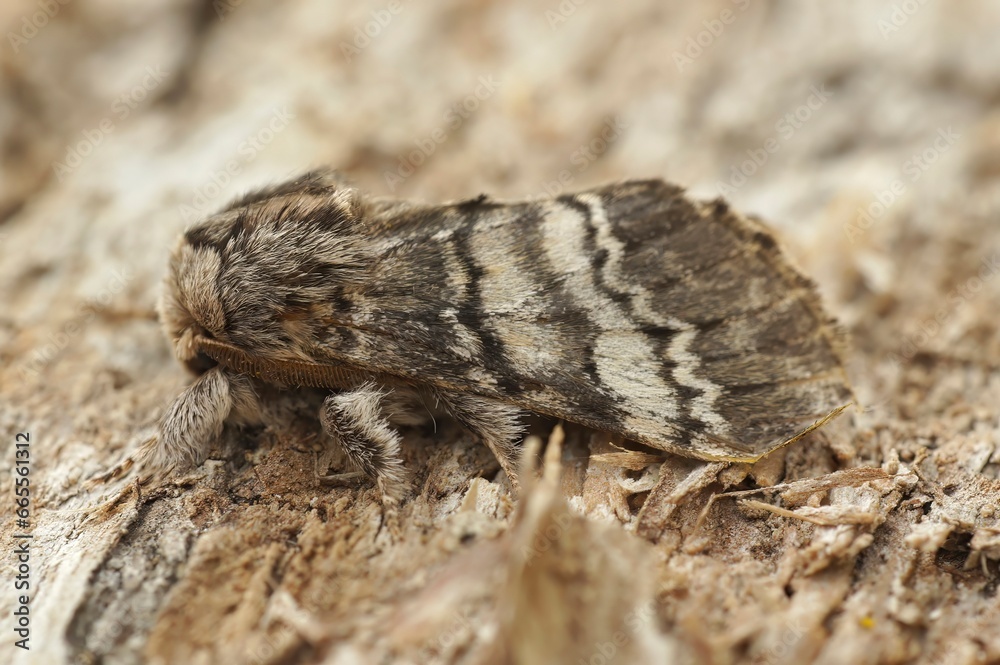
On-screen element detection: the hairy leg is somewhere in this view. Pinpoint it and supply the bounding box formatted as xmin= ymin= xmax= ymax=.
xmin=133 ymin=367 xmax=256 ymax=474
xmin=431 ymin=389 xmax=524 ymax=491
xmin=319 ymin=382 xmax=408 ymax=502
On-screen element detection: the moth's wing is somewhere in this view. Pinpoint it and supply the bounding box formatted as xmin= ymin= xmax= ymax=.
xmin=579 ymin=181 xmax=854 ymax=460
xmin=317 ymin=180 xmax=852 ymax=462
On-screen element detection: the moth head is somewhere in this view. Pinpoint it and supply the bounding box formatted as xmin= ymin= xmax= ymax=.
xmin=159 ymin=237 xmax=228 ymax=375
xmin=160 ymin=173 xmax=372 ymax=376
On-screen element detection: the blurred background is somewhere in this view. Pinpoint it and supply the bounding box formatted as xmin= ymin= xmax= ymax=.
xmin=1 ymin=1 xmax=999 ymax=664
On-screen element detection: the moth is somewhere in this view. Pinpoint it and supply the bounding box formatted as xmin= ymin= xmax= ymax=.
xmin=130 ymin=169 xmax=852 ymax=501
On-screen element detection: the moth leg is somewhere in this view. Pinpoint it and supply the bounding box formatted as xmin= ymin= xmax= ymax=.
xmin=312 ymin=462 xmax=364 ymax=485
xmin=319 ymin=382 xmax=408 ymax=503
xmin=131 ymin=367 xmax=255 ymax=476
xmin=86 ymin=368 xmax=260 ymax=505
xmin=432 ymin=390 xmax=524 ymax=492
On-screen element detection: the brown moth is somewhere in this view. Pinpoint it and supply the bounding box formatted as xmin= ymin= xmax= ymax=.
xmin=130 ymin=169 xmax=852 ymax=500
